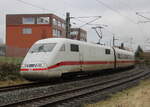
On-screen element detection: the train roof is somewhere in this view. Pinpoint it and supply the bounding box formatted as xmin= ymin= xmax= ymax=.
xmin=114 ymin=47 xmax=134 ymax=55
xmin=35 ymin=38 xmax=112 ymax=48
xmin=35 ymin=38 xmax=134 ymax=54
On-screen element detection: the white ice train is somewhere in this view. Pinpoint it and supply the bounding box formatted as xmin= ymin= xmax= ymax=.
xmin=20 ymin=38 xmax=135 ymax=81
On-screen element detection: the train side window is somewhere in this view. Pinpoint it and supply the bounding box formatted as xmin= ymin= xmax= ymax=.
xmin=59 ymin=44 xmax=65 ymax=51
xmin=70 ymin=44 xmax=79 ymax=52
xmin=105 ymin=49 xmax=110 ymax=54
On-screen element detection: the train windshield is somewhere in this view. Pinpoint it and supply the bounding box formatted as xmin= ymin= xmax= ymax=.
xmin=29 ymin=43 xmax=56 ymax=53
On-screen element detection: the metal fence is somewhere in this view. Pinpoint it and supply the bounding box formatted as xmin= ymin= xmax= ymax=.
xmin=6 ymin=46 xmax=29 ymax=57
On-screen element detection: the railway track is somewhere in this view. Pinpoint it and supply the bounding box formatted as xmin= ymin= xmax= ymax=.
xmin=0 ymin=77 xmax=76 ymax=93
xmin=0 ymin=67 xmax=133 ymax=93
xmin=0 ymin=82 xmax=52 ymax=93
xmin=1 ymin=67 xmax=149 ymax=107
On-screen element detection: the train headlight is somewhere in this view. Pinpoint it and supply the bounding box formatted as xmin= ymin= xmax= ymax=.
xmin=21 ymin=64 xmax=27 ymax=68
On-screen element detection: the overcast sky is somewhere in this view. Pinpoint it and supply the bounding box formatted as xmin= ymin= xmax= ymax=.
xmin=0 ymin=0 xmax=150 ymax=50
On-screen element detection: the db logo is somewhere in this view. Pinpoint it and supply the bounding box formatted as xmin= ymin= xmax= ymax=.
xmin=29 ymin=69 xmax=33 ymax=71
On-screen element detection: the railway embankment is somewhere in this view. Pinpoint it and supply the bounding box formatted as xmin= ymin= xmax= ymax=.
xmin=85 ymin=78 xmax=150 ymax=107
xmin=0 ymin=67 xmax=149 ymax=107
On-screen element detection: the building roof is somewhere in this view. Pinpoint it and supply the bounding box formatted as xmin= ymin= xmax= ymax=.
xmin=6 ymin=13 xmax=65 ymax=25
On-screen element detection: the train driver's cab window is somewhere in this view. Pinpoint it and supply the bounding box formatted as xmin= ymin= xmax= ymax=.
xmin=59 ymin=44 xmax=65 ymax=51
xmin=105 ymin=49 xmax=111 ymax=54
xmin=29 ymin=43 xmax=56 ymax=53
xmin=70 ymin=44 xmax=79 ymax=52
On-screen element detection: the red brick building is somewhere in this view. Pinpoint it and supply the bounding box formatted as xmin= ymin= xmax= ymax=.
xmin=6 ymin=14 xmax=65 ymax=57
xmin=70 ymin=28 xmax=87 ymax=41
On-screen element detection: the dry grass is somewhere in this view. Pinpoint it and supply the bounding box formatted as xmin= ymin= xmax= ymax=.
xmin=0 ymin=79 xmax=29 ymax=87
xmin=85 ymin=79 xmax=150 ymax=107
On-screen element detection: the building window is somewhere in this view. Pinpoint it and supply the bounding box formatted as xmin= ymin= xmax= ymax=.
xmin=53 ymin=18 xmax=58 ymax=26
xmin=22 ymin=17 xmax=35 ymax=24
xmin=62 ymin=23 xmax=65 ymax=29
xmin=70 ymin=31 xmax=78 ymax=35
xmin=70 ymin=44 xmax=79 ymax=52
xmin=105 ymin=49 xmax=111 ymax=54
xmin=53 ymin=29 xmax=62 ymax=37
xmin=57 ymin=30 xmax=62 ymax=37
xmin=22 ymin=28 xmax=32 ymax=34
xmin=37 ymin=17 xmax=49 ymax=24
xmin=58 ymin=21 xmax=61 ymax=27
xmin=53 ymin=29 xmax=57 ymax=36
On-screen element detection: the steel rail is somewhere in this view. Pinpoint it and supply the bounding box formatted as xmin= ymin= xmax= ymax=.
xmin=1 ymin=69 xmax=149 ymax=107
xmin=0 ymin=82 xmax=51 ymax=93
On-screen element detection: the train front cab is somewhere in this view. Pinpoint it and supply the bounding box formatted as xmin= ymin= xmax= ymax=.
xmin=20 ymin=41 xmax=63 ymax=81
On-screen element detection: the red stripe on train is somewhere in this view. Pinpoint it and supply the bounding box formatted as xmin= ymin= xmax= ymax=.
xmin=20 ymin=60 xmax=135 ymax=71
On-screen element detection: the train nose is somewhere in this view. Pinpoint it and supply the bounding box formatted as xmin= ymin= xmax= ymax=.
xmin=20 ymin=63 xmax=62 ymax=81
xmin=20 ymin=63 xmax=46 ymax=80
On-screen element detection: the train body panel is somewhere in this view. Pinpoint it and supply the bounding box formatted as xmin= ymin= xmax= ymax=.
xmin=20 ymin=38 xmax=135 ymax=81
xmin=80 ymin=43 xmax=115 ymax=72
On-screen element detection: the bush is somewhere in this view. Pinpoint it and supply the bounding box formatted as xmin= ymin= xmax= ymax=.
xmin=0 ymin=63 xmax=23 ymax=81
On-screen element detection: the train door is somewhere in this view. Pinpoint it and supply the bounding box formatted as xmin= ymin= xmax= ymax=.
xmin=112 ymin=47 xmax=117 ymax=69
xmin=70 ymin=44 xmax=82 ymax=72
xmin=79 ymin=51 xmax=83 ymax=71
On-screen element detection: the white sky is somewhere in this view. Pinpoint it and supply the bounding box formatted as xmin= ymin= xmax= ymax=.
xmin=0 ymin=0 xmax=150 ymax=50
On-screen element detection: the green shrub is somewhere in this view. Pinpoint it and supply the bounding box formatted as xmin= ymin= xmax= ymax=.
xmin=0 ymin=63 xmax=23 ymax=81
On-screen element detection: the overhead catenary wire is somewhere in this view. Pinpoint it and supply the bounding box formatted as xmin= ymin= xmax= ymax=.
xmin=71 ymin=16 xmax=103 ymax=27
xmin=95 ymin=0 xmax=137 ymax=24
xmin=136 ymin=11 xmax=150 ymax=14
xmin=16 ymin=0 xmax=49 ymax=11
xmin=137 ymin=21 xmax=150 ymax=24
xmin=117 ymin=1 xmax=150 ymax=48
xmin=118 ymin=1 xmax=150 ymax=24
xmin=71 ymin=16 xmax=101 ymax=19
xmin=114 ymin=0 xmax=150 ymax=25
xmin=68 ymin=15 xmax=102 ymax=28
xmin=15 ymin=0 xmax=63 ymax=16
xmin=136 ymin=12 xmax=150 ymax=21
xmin=117 ymin=0 xmax=136 ymax=12
xmin=116 ymin=0 xmax=140 ymax=22
xmin=79 ymin=17 xmax=101 ymax=28
xmin=72 ymin=15 xmax=119 ymax=45
xmin=95 ymin=0 xmax=150 ymax=49
xmin=135 ymin=14 xmax=149 ymax=49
